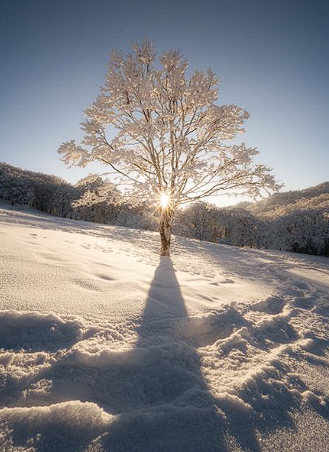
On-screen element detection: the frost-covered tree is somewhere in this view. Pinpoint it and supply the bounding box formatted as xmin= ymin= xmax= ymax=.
xmin=176 ymin=202 xmax=265 ymax=248
xmin=0 ymin=162 xmax=67 ymax=211
xmin=51 ymin=185 xmax=82 ymax=218
xmin=72 ymin=175 xmax=157 ymax=229
xmin=0 ymin=172 xmax=35 ymax=206
xmin=58 ymin=40 xmax=280 ymax=255
xmin=73 ymin=175 xmax=124 ymax=224
xmin=268 ymin=209 xmax=329 ymax=256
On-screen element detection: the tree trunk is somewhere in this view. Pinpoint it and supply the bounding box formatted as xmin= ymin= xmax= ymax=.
xmin=159 ymin=207 xmax=174 ymax=256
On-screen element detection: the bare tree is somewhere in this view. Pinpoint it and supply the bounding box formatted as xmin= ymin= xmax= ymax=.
xmin=58 ymin=39 xmax=281 ymax=255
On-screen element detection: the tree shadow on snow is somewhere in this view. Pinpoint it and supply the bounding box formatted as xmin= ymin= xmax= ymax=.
xmin=3 ymin=237 xmax=329 ymax=451
xmin=96 ymin=257 xmax=262 ymax=452
xmin=94 ymin=257 xmax=329 ymax=452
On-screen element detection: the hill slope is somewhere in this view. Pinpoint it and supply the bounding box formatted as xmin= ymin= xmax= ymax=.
xmin=1 ymin=203 xmax=329 ymax=451
xmin=236 ymin=181 xmax=329 ymax=217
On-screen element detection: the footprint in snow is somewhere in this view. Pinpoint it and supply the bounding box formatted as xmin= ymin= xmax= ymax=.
xmin=221 ymin=279 xmax=235 ymax=284
xmin=95 ymin=273 xmax=116 ymax=282
xmin=292 ymin=297 xmax=315 ymax=310
xmin=73 ymin=278 xmax=101 ymax=292
xmin=39 ymin=252 xmax=66 ymax=263
xmin=251 ymin=296 xmax=285 ymax=314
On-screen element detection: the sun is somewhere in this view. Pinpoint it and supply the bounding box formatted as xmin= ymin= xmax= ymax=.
xmin=160 ymin=193 xmax=170 ymax=209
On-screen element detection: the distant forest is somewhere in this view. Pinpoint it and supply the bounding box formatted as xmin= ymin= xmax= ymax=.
xmin=1 ymin=162 xmax=328 ymax=257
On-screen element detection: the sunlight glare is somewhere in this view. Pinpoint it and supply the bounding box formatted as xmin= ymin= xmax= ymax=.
xmin=160 ymin=193 xmax=170 ymax=209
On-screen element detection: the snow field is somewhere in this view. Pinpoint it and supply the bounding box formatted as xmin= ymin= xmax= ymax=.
xmin=1 ymin=203 xmax=329 ymax=451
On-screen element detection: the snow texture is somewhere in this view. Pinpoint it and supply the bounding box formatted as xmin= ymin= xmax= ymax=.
xmin=1 ymin=202 xmax=329 ymax=451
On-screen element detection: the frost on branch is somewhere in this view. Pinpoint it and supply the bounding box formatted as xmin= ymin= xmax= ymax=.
xmin=58 ymin=39 xmax=281 ymax=204
xmin=58 ymin=39 xmax=282 ymax=254
xmin=58 ymin=140 xmax=90 ymax=168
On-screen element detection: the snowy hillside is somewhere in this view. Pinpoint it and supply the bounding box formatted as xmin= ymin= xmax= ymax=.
xmin=236 ymin=181 xmax=329 ymax=217
xmin=1 ymin=203 xmax=329 ymax=452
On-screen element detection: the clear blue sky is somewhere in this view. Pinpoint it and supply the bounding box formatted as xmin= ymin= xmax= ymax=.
xmin=1 ymin=0 xmax=328 ymax=205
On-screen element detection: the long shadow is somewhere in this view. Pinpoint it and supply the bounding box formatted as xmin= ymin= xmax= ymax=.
xmin=4 ymin=256 xmax=319 ymax=452
xmin=135 ymin=256 xmax=188 ymax=344
xmin=95 ymin=256 xmax=227 ymax=452
xmin=3 ymin=205 xmax=329 ymax=450
xmin=99 ymin=257 xmax=329 ymax=452
xmin=4 ymin=253 xmax=329 ymax=452
xmin=95 ymin=257 xmax=274 ymax=452
xmin=2 ymin=259 xmax=224 ymax=452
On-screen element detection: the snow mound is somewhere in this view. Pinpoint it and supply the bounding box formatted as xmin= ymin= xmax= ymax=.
xmin=0 ymin=310 xmax=86 ymax=352
xmin=0 ymin=401 xmax=113 ymax=451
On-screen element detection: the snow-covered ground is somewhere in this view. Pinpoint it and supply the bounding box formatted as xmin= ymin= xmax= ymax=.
xmin=1 ymin=202 xmax=329 ymax=452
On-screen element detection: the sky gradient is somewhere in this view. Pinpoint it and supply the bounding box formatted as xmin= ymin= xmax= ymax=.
xmin=1 ymin=0 xmax=328 ymax=206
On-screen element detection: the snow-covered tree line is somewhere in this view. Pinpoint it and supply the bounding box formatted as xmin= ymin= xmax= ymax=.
xmin=0 ymin=162 xmax=68 ymax=211
xmin=1 ymin=162 xmax=328 ymax=256
xmin=268 ymin=208 xmax=329 ymax=256
xmin=176 ymin=201 xmax=329 ymax=256
xmin=0 ymin=162 xmax=157 ymax=229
